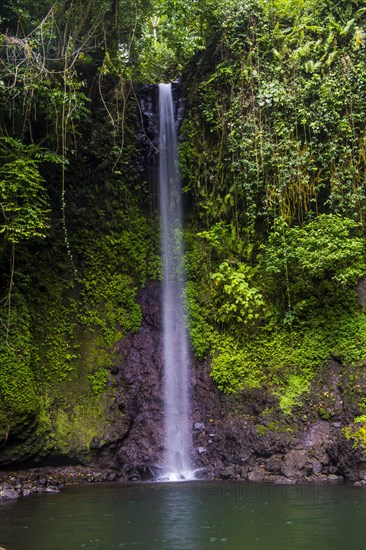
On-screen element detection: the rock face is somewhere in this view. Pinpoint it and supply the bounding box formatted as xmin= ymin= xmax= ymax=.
xmin=136 ymin=81 xmax=184 ymax=204
xmin=0 ymin=280 xmax=365 ymax=486
xmin=89 ymin=281 xmax=366 ymax=485
xmin=93 ymin=281 xmax=165 ymax=479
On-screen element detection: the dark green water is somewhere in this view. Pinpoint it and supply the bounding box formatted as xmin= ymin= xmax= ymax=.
xmin=0 ymin=482 xmax=365 ymax=550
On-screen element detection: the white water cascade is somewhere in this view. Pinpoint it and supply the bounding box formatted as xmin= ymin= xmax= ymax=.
xmin=158 ymin=83 xmax=193 ymax=481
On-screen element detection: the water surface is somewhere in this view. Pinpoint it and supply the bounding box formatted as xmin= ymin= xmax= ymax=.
xmin=0 ymin=482 xmax=365 ymax=550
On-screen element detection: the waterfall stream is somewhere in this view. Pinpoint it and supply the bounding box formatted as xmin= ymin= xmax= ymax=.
xmin=158 ymin=83 xmax=193 ymax=480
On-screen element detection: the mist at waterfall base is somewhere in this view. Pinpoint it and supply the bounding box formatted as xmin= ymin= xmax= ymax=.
xmin=1 ymin=482 xmax=365 ymax=550
xmin=158 ymin=83 xmax=194 ymax=481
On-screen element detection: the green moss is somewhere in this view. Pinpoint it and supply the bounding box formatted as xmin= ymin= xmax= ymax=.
xmin=185 ymin=230 xmax=366 ymax=409
xmin=26 ymin=208 xmax=155 ymax=456
xmin=256 ymin=424 xmax=267 ymax=436
xmin=75 ymin=208 xmax=160 ymax=349
xmin=78 ymin=269 xmax=141 ymax=348
xmin=30 ymin=274 xmax=79 ymax=384
xmin=36 ymin=386 xmax=118 ymax=459
xmin=53 ymin=401 xmax=104 ymax=456
xmin=332 ymin=312 xmax=366 ymax=366
xmin=0 ymin=194 xmax=157 ymax=457
xmin=184 ymin=281 xmax=214 ymax=359
xmin=0 ymin=293 xmax=38 ymax=438
xmin=208 ymin=324 xmax=329 ymax=397
xmin=318 ymin=407 xmax=331 ymax=421
xmin=257 ymin=420 xmax=284 ymax=436
xmin=88 ymin=369 xmax=109 ymax=395
xmin=210 ymin=334 xmax=265 ymax=393
xmin=338 ymin=366 xmax=366 ymax=416
xmin=343 ymin=422 xmax=366 ymax=451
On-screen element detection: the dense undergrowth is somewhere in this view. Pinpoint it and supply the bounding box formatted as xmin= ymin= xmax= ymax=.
xmin=0 ymin=0 xmax=366 ymax=459
xmin=180 ymin=0 xmax=366 ymax=434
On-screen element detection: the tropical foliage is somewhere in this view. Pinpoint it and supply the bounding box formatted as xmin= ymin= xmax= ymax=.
xmin=0 ymin=0 xmax=366 ymax=451
xmin=180 ymin=0 xmax=366 ymax=405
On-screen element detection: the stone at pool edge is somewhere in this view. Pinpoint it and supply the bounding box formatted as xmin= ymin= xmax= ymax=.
xmin=0 ymin=480 xmax=61 ymax=501
xmin=0 ymin=485 xmax=18 ymax=501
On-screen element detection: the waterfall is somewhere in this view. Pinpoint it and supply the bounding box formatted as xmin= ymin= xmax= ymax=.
xmin=158 ymin=83 xmax=193 ymax=480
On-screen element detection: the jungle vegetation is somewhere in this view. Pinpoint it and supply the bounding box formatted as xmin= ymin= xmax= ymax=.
xmin=0 ymin=0 xmax=366 ymax=457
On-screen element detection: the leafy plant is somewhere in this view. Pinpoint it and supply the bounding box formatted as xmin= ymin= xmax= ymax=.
xmin=261 ymin=214 xmax=366 ymax=316
xmin=0 ymin=139 xmax=63 ymax=244
xmin=88 ymin=369 xmax=109 ymax=395
xmin=276 ymin=374 xmax=310 ymax=414
xmin=211 ymin=261 xmax=264 ymax=328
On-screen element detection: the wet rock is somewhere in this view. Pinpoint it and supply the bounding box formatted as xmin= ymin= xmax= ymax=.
xmin=357 ymin=275 xmax=366 ymax=307
xmin=194 ymin=422 xmax=205 ymax=430
xmin=328 ymin=474 xmax=344 ymax=482
xmin=354 ymin=480 xmax=366 ymax=487
xmin=309 ymin=459 xmax=323 ymax=475
xmin=0 ymin=465 xmax=123 ymax=499
xmin=44 ymin=486 xmax=60 ymax=494
xmin=247 ymin=467 xmax=266 ymax=482
xmin=0 ymin=485 xmax=18 ymax=501
xmin=326 ymin=441 xmax=340 ymax=465
xmin=314 ymin=448 xmax=330 ymax=466
xmin=274 ymin=477 xmax=297 ymax=485
xmin=219 ymin=466 xmax=236 ymax=480
xmin=355 ymin=464 xmax=366 ymax=481
xmin=301 ymin=421 xmax=331 ymax=448
xmin=265 ymin=455 xmax=283 ymax=475
xmin=282 ymin=450 xmax=308 ymax=479
xmin=306 ymin=474 xmax=342 ymax=483
xmin=90 ymin=436 xmax=100 ymax=450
